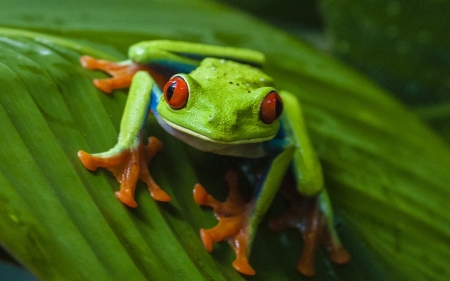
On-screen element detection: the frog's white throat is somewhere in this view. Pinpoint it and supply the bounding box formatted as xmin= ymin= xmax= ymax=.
xmin=156 ymin=115 xmax=267 ymax=158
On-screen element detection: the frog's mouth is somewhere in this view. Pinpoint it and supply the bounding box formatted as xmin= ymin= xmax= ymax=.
xmin=157 ymin=116 xmax=270 ymax=158
xmin=160 ymin=117 xmax=274 ymax=144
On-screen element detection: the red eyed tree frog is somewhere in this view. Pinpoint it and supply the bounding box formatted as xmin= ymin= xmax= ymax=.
xmin=78 ymin=40 xmax=350 ymax=276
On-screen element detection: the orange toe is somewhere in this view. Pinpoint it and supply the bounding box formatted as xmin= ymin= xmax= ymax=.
xmin=150 ymin=188 xmax=171 ymax=202
xmin=93 ymin=79 xmax=114 ymax=94
xmin=200 ymin=229 xmax=214 ymax=252
xmin=193 ymin=184 xmax=208 ymax=205
xmin=232 ymin=257 xmax=256 ymax=276
xmin=115 ymin=190 xmax=138 ymax=208
xmin=297 ymin=261 xmax=315 ymax=277
xmin=329 ymin=247 xmax=351 ymax=265
xmin=77 ymin=150 xmax=98 ymax=171
xmin=80 ymin=55 xmax=98 ymax=70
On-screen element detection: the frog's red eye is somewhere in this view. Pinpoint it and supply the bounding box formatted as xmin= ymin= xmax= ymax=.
xmin=163 ymin=76 xmax=189 ymax=109
xmin=260 ymin=91 xmax=283 ymax=124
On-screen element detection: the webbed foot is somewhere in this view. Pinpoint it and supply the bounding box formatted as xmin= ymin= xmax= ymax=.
xmin=79 ymin=136 xmax=171 ymax=207
xmin=80 ymin=55 xmax=152 ymax=93
xmin=268 ymin=180 xmax=350 ymax=277
xmin=193 ymin=171 xmax=256 ymax=275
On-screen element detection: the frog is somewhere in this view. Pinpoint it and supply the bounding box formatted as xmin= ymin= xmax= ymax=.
xmin=78 ymin=40 xmax=350 ymax=276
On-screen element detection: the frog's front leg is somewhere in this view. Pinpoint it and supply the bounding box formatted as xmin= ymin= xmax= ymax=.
xmin=78 ymin=71 xmax=170 ymax=207
xmin=194 ymin=171 xmax=254 ymax=275
xmin=268 ymin=178 xmax=350 ymax=276
xmin=80 ymin=55 xmax=153 ymax=93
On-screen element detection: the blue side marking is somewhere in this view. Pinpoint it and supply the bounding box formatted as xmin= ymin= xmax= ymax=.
xmin=251 ymin=119 xmax=293 ymax=199
xmin=149 ymin=86 xmax=162 ymax=112
xmin=262 ymin=120 xmax=289 ymax=154
xmin=152 ymin=59 xmax=198 ymax=74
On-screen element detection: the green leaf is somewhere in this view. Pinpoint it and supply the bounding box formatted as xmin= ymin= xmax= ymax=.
xmin=0 ymin=1 xmax=449 ymax=280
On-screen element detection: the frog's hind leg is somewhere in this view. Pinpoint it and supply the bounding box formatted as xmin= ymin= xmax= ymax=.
xmin=80 ymin=55 xmax=152 ymax=93
xmin=267 ymin=179 xmax=350 ymax=277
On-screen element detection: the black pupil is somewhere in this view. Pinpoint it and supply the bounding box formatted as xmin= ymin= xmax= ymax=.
xmin=166 ymin=82 xmax=176 ymax=101
xmin=275 ymin=98 xmax=283 ymax=117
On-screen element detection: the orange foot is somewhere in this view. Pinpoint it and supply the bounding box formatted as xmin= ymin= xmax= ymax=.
xmin=193 ymin=171 xmax=256 ymax=276
xmin=268 ymin=179 xmax=350 ymax=277
xmin=78 ymin=136 xmax=171 ymax=207
xmin=80 ymin=55 xmax=153 ymax=93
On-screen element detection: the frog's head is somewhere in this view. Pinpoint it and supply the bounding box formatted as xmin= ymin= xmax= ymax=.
xmin=156 ymin=58 xmax=283 ymax=148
